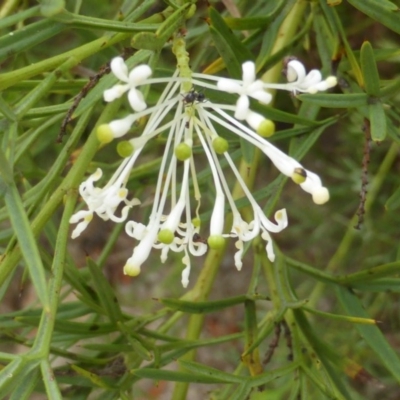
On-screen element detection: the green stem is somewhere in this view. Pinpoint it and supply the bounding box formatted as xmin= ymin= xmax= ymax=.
xmin=31 ymin=190 xmax=77 ymax=355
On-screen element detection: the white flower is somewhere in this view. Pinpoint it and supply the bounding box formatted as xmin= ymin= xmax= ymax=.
xmin=264 ymin=59 xmax=337 ymax=95
xmin=217 ymin=61 xmax=272 ymax=120
xmin=69 ymin=157 xmax=140 ymax=238
xmin=71 ymin=56 xmax=336 ymax=287
xmin=103 ymin=57 xmax=152 ymax=111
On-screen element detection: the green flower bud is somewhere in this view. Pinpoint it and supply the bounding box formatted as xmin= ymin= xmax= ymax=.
xmin=158 ymin=229 xmax=175 ymax=244
xmin=212 ymin=137 xmax=229 ymax=154
xmin=257 ymin=119 xmax=275 ymax=137
xmin=96 ymin=124 xmax=114 ymax=144
xmin=175 ymin=143 xmax=192 ymax=161
xmin=207 ymin=235 xmax=226 ymax=249
xmin=117 ymin=141 xmax=134 ymax=158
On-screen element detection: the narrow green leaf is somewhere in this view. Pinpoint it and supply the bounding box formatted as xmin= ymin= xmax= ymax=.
xmin=250 ymin=362 xmax=300 ymax=387
xmin=0 ymin=358 xmax=34 ymax=399
xmin=14 ymin=70 xmax=60 ymax=118
xmin=208 ymin=6 xmax=254 ymax=77
xmin=337 ymin=260 xmax=400 ymax=284
xmin=230 ymin=383 xmax=252 ymax=400
xmin=347 ymin=0 xmax=400 ymax=34
xmin=87 ymin=258 xmax=123 ymax=323
xmin=285 ymin=257 xmax=338 ymax=284
xmin=293 ymin=309 xmax=360 ymax=399
xmin=252 ymin=103 xmax=323 ymax=126
xmin=298 ymin=93 xmax=368 ymax=108
xmin=16 ymin=316 xmax=116 ymax=335
xmin=336 ymin=286 xmax=400 ymax=384
xmin=70 ymin=365 xmax=115 ymax=389
xmin=0 ymin=19 xmax=66 ymax=63
xmin=303 ymin=306 xmax=377 ymax=325
xmin=52 ymin=10 xmax=157 ymax=32
xmin=132 ymin=368 xmax=234 ymax=383
xmin=240 ymin=137 xmax=256 ymax=165
xmin=351 ymin=278 xmax=400 ymax=292
xmin=178 ymin=360 xmax=245 ymax=383
xmin=224 ymin=1 xmax=286 ymax=30
xmin=323 ymin=3 xmax=363 ymax=86
xmin=9 ymin=369 xmax=39 ymax=400
xmin=368 ymin=102 xmax=387 ymax=141
xmin=243 ymin=300 xmax=261 ymax=374
xmin=123 ymin=331 xmax=154 ymax=361
xmin=360 ymin=41 xmax=380 ymax=97
xmin=0 ymin=6 xmax=40 ymax=30
xmin=158 ymin=294 xmax=267 ymax=314
xmin=0 ymin=151 xmax=49 ymax=309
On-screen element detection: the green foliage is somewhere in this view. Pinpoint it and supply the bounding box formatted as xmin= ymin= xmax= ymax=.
xmin=0 ymin=0 xmax=399 ymax=399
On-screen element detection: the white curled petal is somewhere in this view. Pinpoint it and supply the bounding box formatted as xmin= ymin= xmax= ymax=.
xmin=129 ymin=64 xmax=152 ymax=84
xmin=259 ymin=208 xmax=288 ymax=233
xmin=250 ymin=89 xmax=272 ymax=104
xmin=261 ymin=230 xmax=275 ymax=262
xmin=104 ymin=84 xmax=129 ymax=102
xmin=69 ymin=209 xmax=91 ymax=224
xmin=125 ymin=221 xmax=147 ymax=240
xmin=274 ymin=209 xmax=288 ymax=230
xmin=242 ymin=61 xmax=256 ymax=85
xmin=287 ymin=60 xmax=306 ymax=82
xmin=79 ymin=169 xmax=103 ymax=199
xmin=110 ymin=57 xmax=129 ymax=82
xmin=302 ymin=70 xmax=322 ymax=87
xmin=234 ymin=240 xmax=244 ymax=271
xmin=217 ymin=78 xmax=242 ymax=93
xmin=128 ymin=89 xmax=147 ymax=111
xmin=70 ymin=212 xmax=93 ymax=239
xmin=160 ymin=246 xmax=169 ymax=263
xmin=71 ymin=220 xmax=90 ymax=239
xmin=181 ymin=250 xmax=191 ymax=288
xmin=308 ymin=77 xmax=337 ymax=93
xmin=235 ymin=95 xmax=250 ymax=120
xmin=188 ymin=237 xmax=208 ymax=256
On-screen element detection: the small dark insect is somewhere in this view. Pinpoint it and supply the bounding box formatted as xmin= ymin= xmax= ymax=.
xmin=192 ymin=233 xmax=207 ymax=244
xmin=182 ymin=88 xmax=206 ymax=105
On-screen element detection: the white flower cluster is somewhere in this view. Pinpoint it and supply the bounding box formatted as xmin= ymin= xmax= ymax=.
xmin=70 ymin=57 xmax=336 ymax=287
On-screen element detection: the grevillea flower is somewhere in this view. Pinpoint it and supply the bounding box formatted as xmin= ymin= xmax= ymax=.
xmin=103 ymin=57 xmax=152 ymax=111
xmin=70 ymin=55 xmax=336 ymax=287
